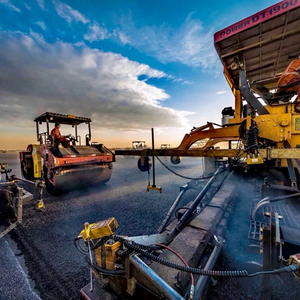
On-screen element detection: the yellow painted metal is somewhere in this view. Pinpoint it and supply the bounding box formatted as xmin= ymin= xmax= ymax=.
xmin=147 ymin=185 xmax=162 ymax=193
xmin=116 ymin=148 xmax=300 ymax=159
xmin=234 ymin=89 xmax=242 ymax=121
xmin=175 ymin=123 xmax=240 ymax=150
xmin=255 ymin=113 xmax=292 ymax=142
xmin=246 ymin=156 xmax=264 ymax=165
xmin=80 ymin=217 xmax=119 ymax=241
xmin=95 ymin=241 xmax=121 ymax=270
xmin=31 ymin=144 xmax=42 ymax=179
xmin=224 ymin=65 xmax=237 ymax=95
xmin=36 ymin=200 xmax=45 ymax=210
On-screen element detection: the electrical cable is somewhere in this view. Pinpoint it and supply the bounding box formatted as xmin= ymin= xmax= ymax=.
xmin=247 ymin=265 xmax=300 ymax=277
xmin=84 ymin=256 xmax=126 ymax=276
xmin=156 ymin=243 xmax=194 ymax=285
xmin=156 ymin=155 xmax=229 ymax=180
xmin=112 ymin=235 xmax=247 ymax=277
xmin=90 ymin=236 xmax=110 ymax=250
xmin=76 ymin=235 xmax=299 ymax=280
xmin=155 ymin=138 xmax=244 ymax=181
xmin=74 ymin=237 xmax=88 ymax=255
xmin=110 ymin=236 xmax=300 ymax=278
xmin=156 ymin=243 xmax=194 ymax=300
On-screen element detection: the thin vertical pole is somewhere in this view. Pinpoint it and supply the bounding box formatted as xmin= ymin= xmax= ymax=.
xmin=151 ymin=128 xmax=156 ymax=187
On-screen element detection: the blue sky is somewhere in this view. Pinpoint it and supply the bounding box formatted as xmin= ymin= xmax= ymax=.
xmin=0 ymin=0 xmax=278 ymax=149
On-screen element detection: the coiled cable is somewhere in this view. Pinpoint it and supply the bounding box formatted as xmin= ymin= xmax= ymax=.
xmin=111 ymin=236 xmax=300 ymax=278
xmin=245 ymin=125 xmax=258 ymax=152
xmin=112 ymin=235 xmax=248 ymax=277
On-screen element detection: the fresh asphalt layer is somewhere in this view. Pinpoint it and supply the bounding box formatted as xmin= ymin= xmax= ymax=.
xmin=1 ymin=153 xmax=299 ymax=300
xmin=1 ymin=154 xmax=203 ymax=300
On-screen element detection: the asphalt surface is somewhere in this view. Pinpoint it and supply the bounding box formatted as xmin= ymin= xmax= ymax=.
xmin=1 ymin=153 xmax=204 ymax=300
xmin=1 ymin=152 xmax=300 ymax=300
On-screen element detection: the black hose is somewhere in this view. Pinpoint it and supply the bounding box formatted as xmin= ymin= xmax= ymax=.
xmin=90 ymin=236 xmax=110 ymax=250
xmin=155 ymin=139 xmax=244 ymax=181
xmin=84 ymin=256 xmax=126 ymax=276
xmin=73 ymin=237 xmax=88 ymax=255
xmin=112 ymin=236 xmax=248 ymax=277
xmin=156 ymin=156 xmax=229 ymax=180
xmin=247 ymin=265 xmax=299 ymax=277
xmin=111 ymin=236 xmax=300 ymax=278
xmin=76 ymin=235 xmax=299 ymax=279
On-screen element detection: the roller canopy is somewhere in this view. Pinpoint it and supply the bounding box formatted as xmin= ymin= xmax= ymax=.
xmin=34 ymin=112 xmax=91 ymax=126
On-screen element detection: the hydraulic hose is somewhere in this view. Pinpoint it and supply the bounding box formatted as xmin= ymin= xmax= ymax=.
xmin=112 ymin=235 xmax=247 ymax=277
xmin=112 ymin=235 xmax=300 ymax=278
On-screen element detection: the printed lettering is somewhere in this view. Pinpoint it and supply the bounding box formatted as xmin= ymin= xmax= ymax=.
xmin=260 ymin=11 xmax=267 ymax=18
xmin=215 ymin=0 xmax=299 ymax=42
xmin=232 ymin=26 xmax=238 ymax=32
xmin=252 ymin=15 xmax=259 ymax=22
xmin=273 ymin=5 xmax=280 ymax=13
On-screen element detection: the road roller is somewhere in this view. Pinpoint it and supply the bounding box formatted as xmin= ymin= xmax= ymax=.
xmin=19 ymin=112 xmax=115 ymax=195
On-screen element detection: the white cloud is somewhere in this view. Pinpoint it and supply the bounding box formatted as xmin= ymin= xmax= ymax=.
xmin=36 ymin=0 xmax=45 ymax=10
xmin=84 ymin=23 xmax=131 ymax=46
xmin=53 ymin=0 xmax=89 ymax=24
xmin=0 ymin=31 xmax=193 ymax=132
xmin=0 ymin=0 xmax=20 ymax=12
xmin=24 ymin=3 xmax=31 ymax=10
xmin=29 ymin=29 xmax=45 ymax=41
xmin=116 ymin=30 xmax=130 ymax=45
xmin=82 ymin=11 xmax=218 ymax=71
xmin=36 ymin=21 xmax=46 ymax=30
xmin=217 ymin=91 xmax=227 ymax=94
xmin=84 ymin=22 xmax=110 ymax=42
xmin=82 ymin=21 xmax=193 ymax=84
xmin=116 ymin=12 xmax=218 ymax=69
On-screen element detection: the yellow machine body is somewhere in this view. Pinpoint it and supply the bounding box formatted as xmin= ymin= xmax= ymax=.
xmin=95 ymin=240 xmax=122 ymax=270
xmin=80 ymin=217 xmax=119 ymax=241
xmin=31 ymin=144 xmax=42 ymax=179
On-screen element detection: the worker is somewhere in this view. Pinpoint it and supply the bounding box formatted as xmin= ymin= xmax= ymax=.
xmin=51 ymin=122 xmax=70 ymax=146
xmin=277 ymin=53 xmax=300 ymax=111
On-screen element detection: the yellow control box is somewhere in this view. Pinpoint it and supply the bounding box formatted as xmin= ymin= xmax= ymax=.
xmin=246 ymin=156 xmax=263 ymax=165
xmin=80 ymin=217 xmax=119 ymax=241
